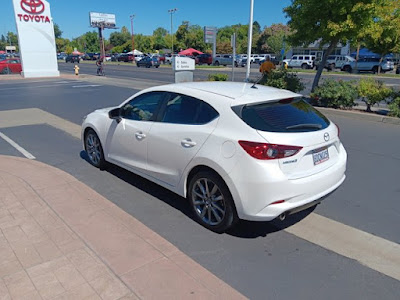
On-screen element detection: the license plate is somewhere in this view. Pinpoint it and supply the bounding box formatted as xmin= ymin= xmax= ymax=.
xmin=313 ymin=147 xmax=329 ymax=165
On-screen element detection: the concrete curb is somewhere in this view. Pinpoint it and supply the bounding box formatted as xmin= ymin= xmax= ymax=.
xmin=316 ymin=107 xmax=400 ymax=125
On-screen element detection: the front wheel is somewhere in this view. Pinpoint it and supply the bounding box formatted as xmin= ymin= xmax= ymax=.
xmin=301 ymin=63 xmax=308 ymax=69
xmin=343 ymin=65 xmax=352 ymax=73
xmin=1 ymin=67 xmax=11 ymax=74
xmin=188 ymin=171 xmax=238 ymax=233
xmin=214 ymin=61 xmax=220 ymax=66
xmin=84 ymin=129 xmax=106 ymax=169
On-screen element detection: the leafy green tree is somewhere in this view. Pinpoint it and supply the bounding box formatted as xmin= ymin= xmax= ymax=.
xmin=71 ymin=31 xmax=99 ymax=52
xmin=7 ymin=32 xmax=18 ymax=47
xmin=153 ymin=27 xmax=168 ymax=50
xmin=257 ymin=24 xmax=291 ymax=55
xmin=388 ymin=91 xmax=400 ymax=118
xmin=55 ymin=38 xmax=69 ymax=53
xmin=363 ymin=0 xmax=400 ymax=73
xmin=135 ymin=34 xmax=154 ymax=53
xmin=357 ymin=78 xmax=392 ymax=112
xmin=284 ymin=0 xmax=377 ymax=91
xmin=261 ymin=69 xmax=305 ymax=93
xmin=109 ymin=26 xmax=131 ymax=48
xmin=54 ymin=23 xmax=62 ymax=39
xmin=185 ymin=25 xmax=207 ymax=51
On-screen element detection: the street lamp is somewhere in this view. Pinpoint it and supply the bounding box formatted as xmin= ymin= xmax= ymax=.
xmin=245 ymin=0 xmax=254 ymax=82
xmin=168 ymin=8 xmax=177 ymax=54
xmin=130 ymin=15 xmax=135 ymax=54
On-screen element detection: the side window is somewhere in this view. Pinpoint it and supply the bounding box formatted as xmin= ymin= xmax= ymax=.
xmin=298 ymin=56 xmax=304 ymax=60
xmin=120 ymin=92 xmax=164 ymax=121
xmin=161 ymin=94 xmax=219 ymax=125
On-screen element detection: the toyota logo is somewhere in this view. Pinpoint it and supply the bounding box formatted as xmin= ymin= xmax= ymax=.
xmin=324 ymin=132 xmax=330 ymax=142
xmin=21 ymin=0 xmax=45 ymax=14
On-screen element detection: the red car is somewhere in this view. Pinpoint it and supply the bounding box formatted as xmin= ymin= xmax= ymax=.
xmin=0 ymin=58 xmax=22 ymax=74
xmin=197 ymin=53 xmax=212 ymax=65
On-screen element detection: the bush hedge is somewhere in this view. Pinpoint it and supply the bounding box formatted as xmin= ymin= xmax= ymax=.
xmin=260 ymin=69 xmax=305 ymax=93
xmin=310 ymin=79 xmax=358 ymax=109
xmin=207 ymin=73 xmax=228 ymax=81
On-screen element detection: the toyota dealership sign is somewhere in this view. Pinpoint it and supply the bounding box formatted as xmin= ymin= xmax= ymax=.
xmin=12 ymin=0 xmax=59 ymax=78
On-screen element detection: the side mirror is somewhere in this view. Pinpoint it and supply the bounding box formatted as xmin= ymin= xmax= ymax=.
xmin=108 ymin=108 xmax=121 ymax=122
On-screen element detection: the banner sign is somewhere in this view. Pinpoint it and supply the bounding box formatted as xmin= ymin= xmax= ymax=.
xmin=204 ymin=26 xmax=217 ymax=44
xmin=12 ymin=0 xmax=59 ymax=78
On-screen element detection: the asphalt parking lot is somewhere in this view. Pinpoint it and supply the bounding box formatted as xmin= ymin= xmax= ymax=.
xmin=0 ymin=78 xmax=399 ymax=299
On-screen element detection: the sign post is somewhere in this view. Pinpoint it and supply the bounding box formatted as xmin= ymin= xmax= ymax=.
xmin=231 ymin=33 xmax=236 ymax=81
xmin=12 ymin=0 xmax=59 ymax=78
xmin=204 ymin=26 xmax=217 ymax=59
xmin=172 ymin=56 xmax=195 ymax=83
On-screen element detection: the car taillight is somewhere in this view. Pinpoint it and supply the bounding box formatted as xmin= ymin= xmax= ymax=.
xmin=335 ymin=124 xmax=340 ymax=137
xmin=238 ymin=141 xmax=302 ymax=160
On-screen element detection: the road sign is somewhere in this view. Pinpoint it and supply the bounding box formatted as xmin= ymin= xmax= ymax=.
xmin=204 ymin=26 xmax=217 ymax=44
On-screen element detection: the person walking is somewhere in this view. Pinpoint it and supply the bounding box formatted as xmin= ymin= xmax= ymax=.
xmin=96 ymin=59 xmax=104 ymax=76
xmin=259 ymin=56 xmax=276 ymax=75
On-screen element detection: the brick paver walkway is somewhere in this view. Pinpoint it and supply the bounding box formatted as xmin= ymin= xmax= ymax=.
xmin=0 ymin=155 xmax=245 ymax=299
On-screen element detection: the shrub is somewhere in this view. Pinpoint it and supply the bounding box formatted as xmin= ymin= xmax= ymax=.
xmin=357 ymin=78 xmax=392 ymax=112
xmin=388 ymin=91 xmax=400 ymax=118
xmin=260 ymin=69 xmax=305 ymax=93
xmin=208 ymin=73 xmax=228 ymax=81
xmin=310 ymin=79 xmax=358 ymax=109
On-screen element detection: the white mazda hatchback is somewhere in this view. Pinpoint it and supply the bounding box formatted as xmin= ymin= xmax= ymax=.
xmin=82 ymin=82 xmax=347 ymax=232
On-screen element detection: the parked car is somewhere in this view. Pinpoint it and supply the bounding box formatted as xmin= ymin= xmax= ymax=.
xmin=0 ymin=58 xmax=22 ymax=74
xmin=314 ymin=55 xmax=355 ymax=70
xmin=136 ymin=56 xmax=160 ymax=68
xmin=341 ymin=57 xmax=394 ymax=73
xmin=82 ymin=82 xmax=347 ymax=232
xmin=259 ymin=57 xmax=280 ymax=66
xmin=197 ymin=54 xmax=212 ymax=65
xmin=118 ymin=53 xmax=134 ymax=62
xmin=283 ymin=55 xmax=316 ymax=69
xmin=65 ymin=55 xmax=80 ymax=63
xmin=57 ymin=53 xmax=67 ymax=60
xmin=213 ymin=54 xmax=238 ymax=67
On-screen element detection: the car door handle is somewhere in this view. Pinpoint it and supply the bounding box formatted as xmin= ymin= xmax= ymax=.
xmin=181 ymin=139 xmax=197 ymax=148
xmin=135 ymin=132 xmax=146 ymax=140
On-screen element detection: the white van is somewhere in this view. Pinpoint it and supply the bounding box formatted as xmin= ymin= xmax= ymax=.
xmin=283 ymin=55 xmax=316 ymax=69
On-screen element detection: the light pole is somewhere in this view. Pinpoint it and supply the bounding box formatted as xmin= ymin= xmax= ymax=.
xmin=168 ymin=8 xmax=177 ymax=54
xmin=245 ymin=0 xmax=254 ymax=82
xmin=130 ymin=15 xmax=135 ymax=54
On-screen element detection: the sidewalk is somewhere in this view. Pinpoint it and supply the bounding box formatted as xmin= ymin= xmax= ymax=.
xmin=0 ymin=155 xmax=246 ymax=300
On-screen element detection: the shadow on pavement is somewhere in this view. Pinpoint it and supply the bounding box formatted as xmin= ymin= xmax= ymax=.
xmin=80 ymin=150 xmax=315 ymax=238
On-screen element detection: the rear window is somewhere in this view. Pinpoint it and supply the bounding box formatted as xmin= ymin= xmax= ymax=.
xmin=235 ymin=98 xmax=330 ymax=133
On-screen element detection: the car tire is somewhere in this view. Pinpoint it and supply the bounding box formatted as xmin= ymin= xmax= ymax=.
xmin=155 ymin=65 xmax=159 ymax=68
xmin=372 ymin=66 xmax=378 ymax=74
xmin=343 ymin=65 xmax=352 ymax=73
xmin=84 ymin=129 xmax=106 ymax=170
xmin=301 ymin=63 xmax=308 ymax=69
xmin=214 ymin=61 xmax=220 ymax=66
xmin=1 ymin=67 xmax=11 ymax=74
xmin=188 ymin=171 xmax=238 ymax=233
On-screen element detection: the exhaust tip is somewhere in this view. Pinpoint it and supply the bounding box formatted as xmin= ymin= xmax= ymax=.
xmin=279 ymin=213 xmax=286 ymax=221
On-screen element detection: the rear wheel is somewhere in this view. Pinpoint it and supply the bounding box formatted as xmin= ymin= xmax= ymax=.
xmin=214 ymin=61 xmax=220 ymax=66
xmin=84 ymin=129 xmax=106 ymax=169
xmin=372 ymin=66 xmax=378 ymax=74
xmin=188 ymin=171 xmax=238 ymax=233
xmin=301 ymin=63 xmax=308 ymax=69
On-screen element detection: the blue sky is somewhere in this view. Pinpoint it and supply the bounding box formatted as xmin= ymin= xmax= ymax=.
xmin=1 ymin=0 xmax=291 ymax=39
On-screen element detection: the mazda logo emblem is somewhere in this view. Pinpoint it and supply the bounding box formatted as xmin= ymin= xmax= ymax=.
xmin=21 ymin=0 xmax=45 ymax=14
xmin=324 ymin=132 xmax=330 ymax=142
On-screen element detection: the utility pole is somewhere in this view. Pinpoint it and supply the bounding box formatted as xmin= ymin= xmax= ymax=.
xmin=168 ymin=8 xmax=177 ymax=54
xmin=130 ymin=15 xmax=135 ymax=53
xmin=245 ymin=0 xmax=254 ymax=82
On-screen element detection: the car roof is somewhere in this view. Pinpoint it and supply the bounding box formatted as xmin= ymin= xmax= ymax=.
xmin=148 ymin=82 xmax=301 ymax=106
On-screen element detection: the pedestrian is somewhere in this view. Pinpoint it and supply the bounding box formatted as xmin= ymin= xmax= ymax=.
xmin=259 ymin=56 xmax=276 ymax=84
xmin=96 ymin=59 xmax=104 ymax=76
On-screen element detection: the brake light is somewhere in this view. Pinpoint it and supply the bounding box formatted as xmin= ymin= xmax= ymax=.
xmin=335 ymin=124 xmax=340 ymax=137
xmin=238 ymin=141 xmax=302 ymax=160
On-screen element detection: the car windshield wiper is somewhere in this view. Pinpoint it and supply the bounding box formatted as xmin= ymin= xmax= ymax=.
xmin=286 ymin=123 xmax=322 ymax=130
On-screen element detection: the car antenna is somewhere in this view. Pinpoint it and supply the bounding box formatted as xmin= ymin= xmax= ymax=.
xmin=251 ymin=75 xmax=263 ymax=89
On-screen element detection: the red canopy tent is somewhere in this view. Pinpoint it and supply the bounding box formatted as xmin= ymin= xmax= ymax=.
xmin=0 ymin=51 xmax=6 ymax=54
xmin=178 ymin=48 xmax=203 ymax=56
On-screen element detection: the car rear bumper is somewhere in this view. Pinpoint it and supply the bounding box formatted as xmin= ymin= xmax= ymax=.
xmin=228 ymin=146 xmax=347 ymax=221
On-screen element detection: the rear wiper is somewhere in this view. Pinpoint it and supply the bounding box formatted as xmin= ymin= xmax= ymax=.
xmin=286 ymin=123 xmax=322 ymax=130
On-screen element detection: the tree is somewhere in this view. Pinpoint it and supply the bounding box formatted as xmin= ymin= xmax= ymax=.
xmin=109 ymin=26 xmax=131 ymax=48
xmin=153 ymin=27 xmax=168 ymax=50
xmin=357 ymin=78 xmax=392 ymax=112
xmin=363 ymin=0 xmax=400 ymax=73
xmin=284 ymin=0 xmax=377 ymax=91
xmin=257 ymin=24 xmax=291 ymax=55
xmin=54 ymin=23 xmax=62 ymax=39
xmin=135 ymin=34 xmax=154 ymax=53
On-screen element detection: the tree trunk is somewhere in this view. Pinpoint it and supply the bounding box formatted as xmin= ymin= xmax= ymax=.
xmin=311 ymin=41 xmax=337 ymax=93
xmin=355 ymin=44 xmax=360 ymax=73
xmin=378 ymin=56 xmax=383 ymax=74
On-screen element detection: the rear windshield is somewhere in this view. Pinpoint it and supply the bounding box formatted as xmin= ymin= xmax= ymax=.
xmin=235 ymin=98 xmax=330 ymax=133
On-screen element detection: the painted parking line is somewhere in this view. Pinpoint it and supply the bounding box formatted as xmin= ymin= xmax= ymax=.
xmin=0 ymin=131 xmax=36 ymax=159
xmin=72 ymin=84 xmax=102 ymax=88
xmin=0 ymin=107 xmax=399 ymax=282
